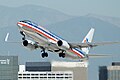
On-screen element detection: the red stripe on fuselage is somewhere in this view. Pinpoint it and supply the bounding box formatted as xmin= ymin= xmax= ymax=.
xmin=18 ymin=22 xmax=57 ymax=42
xmin=69 ymin=49 xmax=84 ymax=58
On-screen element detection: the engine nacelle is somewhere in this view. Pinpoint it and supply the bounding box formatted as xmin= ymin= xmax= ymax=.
xmin=22 ymin=40 xmax=38 ymax=50
xmin=57 ymin=40 xmax=70 ymax=50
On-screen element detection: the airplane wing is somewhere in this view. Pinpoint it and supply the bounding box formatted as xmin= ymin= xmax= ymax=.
xmin=69 ymin=42 xmax=120 ymax=48
xmin=5 ymin=33 xmax=22 ymax=43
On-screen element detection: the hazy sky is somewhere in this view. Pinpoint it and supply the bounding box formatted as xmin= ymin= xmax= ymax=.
xmin=0 ymin=0 xmax=120 ymax=17
xmin=0 ymin=1 xmax=120 ymax=80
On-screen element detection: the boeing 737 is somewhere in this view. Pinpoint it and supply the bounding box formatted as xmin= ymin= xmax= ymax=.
xmin=5 ymin=20 xmax=119 ymax=60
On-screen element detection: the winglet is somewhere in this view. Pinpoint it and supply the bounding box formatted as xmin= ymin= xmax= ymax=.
xmin=5 ymin=33 xmax=9 ymax=42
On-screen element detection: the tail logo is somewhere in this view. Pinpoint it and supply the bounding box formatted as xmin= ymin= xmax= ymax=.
xmin=84 ymin=38 xmax=89 ymax=43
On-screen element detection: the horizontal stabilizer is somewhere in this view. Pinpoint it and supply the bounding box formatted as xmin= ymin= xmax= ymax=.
xmin=69 ymin=41 xmax=120 ymax=49
xmin=88 ymin=54 xmax=111 ymax=58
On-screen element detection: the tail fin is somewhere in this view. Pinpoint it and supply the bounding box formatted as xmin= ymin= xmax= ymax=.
xmin=82 ymin=28 xmax=95 ymax=54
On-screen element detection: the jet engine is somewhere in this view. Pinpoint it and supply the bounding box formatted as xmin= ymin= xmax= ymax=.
xmin=22 ymin=40 xmax=38 ymax=50
xmin=57 ymin=40 xmax=70 ymax=50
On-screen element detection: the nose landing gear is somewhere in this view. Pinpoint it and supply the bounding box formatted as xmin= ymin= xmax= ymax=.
xmin=20 ymin=31 xmax=26 ymax=40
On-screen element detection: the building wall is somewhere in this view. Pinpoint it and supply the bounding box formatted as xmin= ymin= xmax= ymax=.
xmin=52 ymin=61 xmax=88 ymax=80
xmin=18 ymin=71 xmax=73 ymax=80
xmin=18 ymin=61 xmax=88 ymax=80
xmin=26 ymin=62 xmax=51 ymax=71
xmin=52 ymin=67 xmax=87 ymax=80
xmin=107 ymin=66 xmax=120 ymax=80
xmin=0 ymin=56 xmax=18 ymax=80
xmin=99 ymin=62 xmax=120 ymax=80
xmin=99 ymin=66 xmax=107 ymax=80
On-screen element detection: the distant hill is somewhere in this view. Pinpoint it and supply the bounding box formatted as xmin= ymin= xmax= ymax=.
xmin=48 ymin=16 xmax=120 ymax=42
xmin=86 ymin=14 xmax=120 ymax=28
xmin=0 ymin=5 xmax=73 ymax=28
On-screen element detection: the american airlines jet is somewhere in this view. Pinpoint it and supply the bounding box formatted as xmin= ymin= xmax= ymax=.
xmin=5 ymin=20 xmax=119 ymax=60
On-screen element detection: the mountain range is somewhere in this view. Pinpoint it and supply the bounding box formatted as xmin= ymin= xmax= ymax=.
xmin=0 ymin=5 xmax=72 ymax=28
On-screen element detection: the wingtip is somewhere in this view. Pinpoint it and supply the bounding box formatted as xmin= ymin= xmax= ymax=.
xmin=5 ymin=33 xmax=9 ymax=42
xmin=91 ymin=27 xmax=95 ymax=30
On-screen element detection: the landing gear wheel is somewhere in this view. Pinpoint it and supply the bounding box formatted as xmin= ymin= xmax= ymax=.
xmin=59 ymin=53 xmax=65 ymax=58
xmin=41 ymin=53 xmax=45 ymax=58
xmin=59 ymin=53 xmax=62 ymax=57
xmin=45 ymin=52 xmax=48 ymax=57
xmin=20 ymin=31 xmax=26 ymax=40
xmin=41 ymin=47 xmax=48 ymax=58
xmin=41 ymin=52 xmax=48 ymax=58
xmin=22 ymin=37 xmax=25 ymax=40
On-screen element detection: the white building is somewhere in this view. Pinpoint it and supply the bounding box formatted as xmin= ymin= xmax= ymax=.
xmin=18 ymin=61 xmax=88 ymax=80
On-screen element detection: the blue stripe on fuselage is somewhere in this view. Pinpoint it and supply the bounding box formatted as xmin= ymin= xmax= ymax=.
xmin=27 ymin=22 xmax=62 ymax=41
xmin=74 ymin=48 xmax=85 ymax=55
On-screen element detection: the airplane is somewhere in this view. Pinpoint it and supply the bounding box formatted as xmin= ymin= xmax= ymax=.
xmin=5 ymin=20 xmax=119 ymax=60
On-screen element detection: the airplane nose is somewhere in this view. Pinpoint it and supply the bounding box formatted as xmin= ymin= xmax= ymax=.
xmin=17 ymin=22 xmax=23 ymax=28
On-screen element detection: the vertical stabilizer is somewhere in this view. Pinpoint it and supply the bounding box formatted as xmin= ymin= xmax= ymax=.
xmin=82 ymin=28 xmax=95 ymax=54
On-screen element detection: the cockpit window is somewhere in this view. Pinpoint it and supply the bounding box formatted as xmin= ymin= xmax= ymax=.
xmin=20 ymin=20 xmax=38 ymax=27
xmin=20 ymin=20 xmax=31 ymax=23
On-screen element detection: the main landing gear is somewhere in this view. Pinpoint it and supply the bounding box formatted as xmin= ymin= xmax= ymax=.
xmin=20 ymin=31 xmax=48 ymax=58
xmin=59 ymin=52 xmax=65 ymax=58
xmin=41 ymin=48 xmax=48 ymax=58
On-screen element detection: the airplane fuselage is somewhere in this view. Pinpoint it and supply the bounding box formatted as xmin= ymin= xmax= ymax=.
xmin=17 ymin=20 xmax=86 ymax=59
